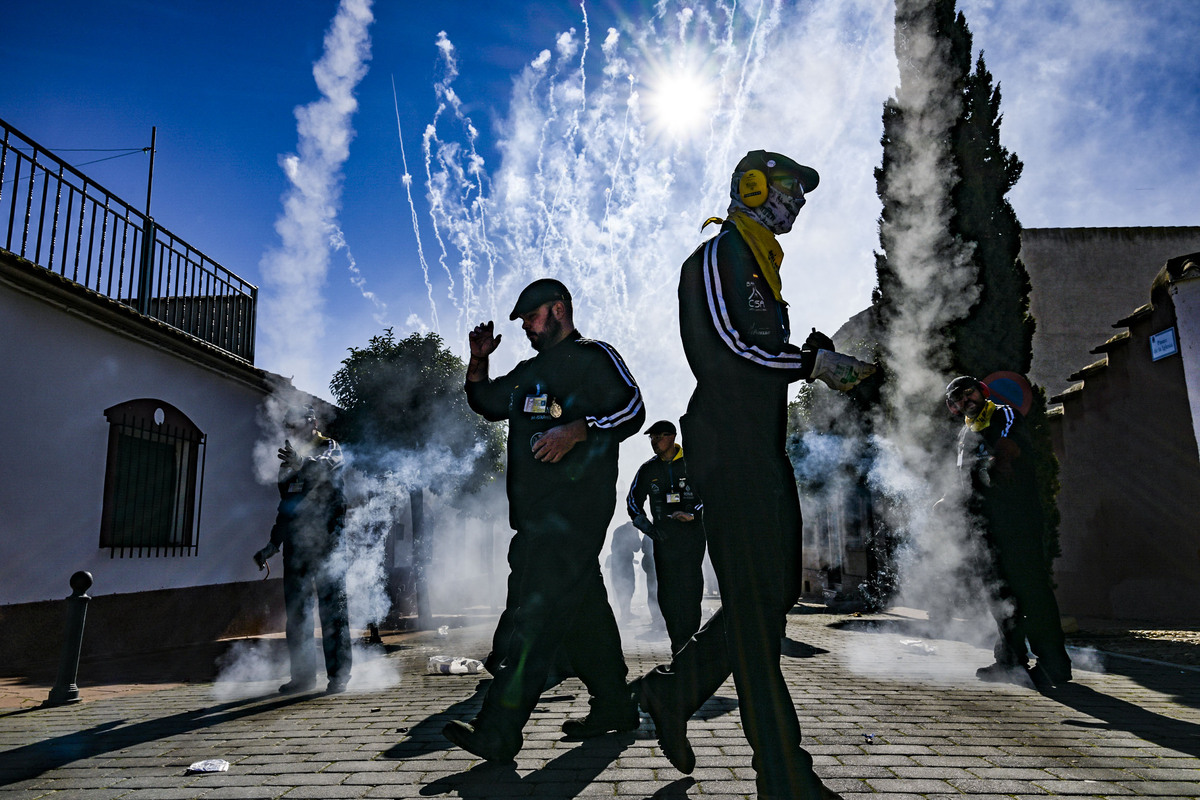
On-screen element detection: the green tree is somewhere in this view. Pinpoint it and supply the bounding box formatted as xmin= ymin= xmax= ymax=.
xmin=329 ymin=329 xmax=504 ymax=628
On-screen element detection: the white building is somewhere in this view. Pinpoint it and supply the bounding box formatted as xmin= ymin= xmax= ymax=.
xmin=0 ymin=117 xmax=310 ymax=669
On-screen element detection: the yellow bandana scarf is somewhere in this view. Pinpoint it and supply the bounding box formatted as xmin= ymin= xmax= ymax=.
xmin=966 ymin=399 xmax=997 ymax=432
xmin=702 ymin=211 xmax=785 ymax=301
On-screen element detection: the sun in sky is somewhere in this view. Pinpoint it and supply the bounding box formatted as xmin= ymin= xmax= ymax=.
xmin=639 ymin=48 xmax=720 ymax=141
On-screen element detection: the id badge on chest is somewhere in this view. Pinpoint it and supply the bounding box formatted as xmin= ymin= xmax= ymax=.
xmin=524 ymin=393 xmax=549 ymax=414
xmin=666 ymin=492 xmax=681 ymax=504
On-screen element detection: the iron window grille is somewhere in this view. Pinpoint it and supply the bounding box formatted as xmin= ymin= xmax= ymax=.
xmin=101 ymin=399 xmax=206 ymax=557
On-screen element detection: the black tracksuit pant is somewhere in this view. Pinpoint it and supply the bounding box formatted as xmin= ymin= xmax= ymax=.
xmin=282 ymin=546 xmax=351 ymax=684
xmin=475 ymin=497 xmax=630 ymax=752
xmin=651 ymin=520 xmax=707 ymax=654
xmin=643 ymin=405 xmax=824 ymax=799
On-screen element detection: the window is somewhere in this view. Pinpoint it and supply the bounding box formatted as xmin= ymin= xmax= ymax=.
xmin=101 ymin=399 xmax=206 ymax=557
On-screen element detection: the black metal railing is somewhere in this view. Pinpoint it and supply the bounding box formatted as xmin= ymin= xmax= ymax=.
xmin=0 ymin=116 xmax=257 ymax=362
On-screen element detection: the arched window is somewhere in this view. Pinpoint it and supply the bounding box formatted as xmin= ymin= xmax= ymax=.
xmin=101 ymin=399 xmax=206 ymax=557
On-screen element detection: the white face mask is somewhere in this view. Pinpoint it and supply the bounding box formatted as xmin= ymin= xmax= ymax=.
xmin=740 ymin=184 xmax=804 ymax=235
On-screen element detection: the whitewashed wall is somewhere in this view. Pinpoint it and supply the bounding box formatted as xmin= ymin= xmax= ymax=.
xmin=1 ymin=281 xmax=280 ymax=605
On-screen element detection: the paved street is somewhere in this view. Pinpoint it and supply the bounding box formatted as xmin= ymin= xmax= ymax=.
xmin=2 ymin=605 xmax=1198 ymax=799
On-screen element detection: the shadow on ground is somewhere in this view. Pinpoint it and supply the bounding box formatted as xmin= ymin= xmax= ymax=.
xmin=0 ymin=692 xmax=313 ymax=786
xmin=824 ymin=613 xmax=1200 ymax=757
xmin=420 ymin=733 xmax=640 ymax=799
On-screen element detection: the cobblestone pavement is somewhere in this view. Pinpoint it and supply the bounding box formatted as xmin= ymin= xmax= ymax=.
xmin=2 ymin=605 xmax=1198 ymax=799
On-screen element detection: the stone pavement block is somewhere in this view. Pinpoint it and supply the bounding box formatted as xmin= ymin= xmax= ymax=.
xmin=968 ymin=766 xmax=1074 ymax=780
xmin=195 ymin=787 xmax=287 ymax=799
xmin=911 ymin=754 xmax=989 ymax=768
xmin=1112 ymin=780 xmax=1200 ymax=796
xmin=113 ymin=789 xmax=219 ymax=799
xmin=1126 ymin=766 xmax=1200 ymax=781
xmin=890 ymin=765 xmax=977 ymax=780
xmin=265 ymin=771 xmax=352 ymax=785
xmin=820 ymin=764 xmax=895 ymax=779
xmin=950 ymin=777 xmax=1052 ymax=793
xmin=1042 ymin=766 xmax=1138 ymax=781
xmin=282 ymin=786 xmax=369 ymax=798
xmin=864 ymin=777 xmax=961 ymax=793
xmin=321 ymin=760 xmax=398 ymax=772
xmin=1031 ymin=778 xmax=1136 ymax=794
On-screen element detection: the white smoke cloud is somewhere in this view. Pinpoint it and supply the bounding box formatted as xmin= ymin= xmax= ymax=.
xmin=258 ymin=0 xmax=374 ymax=395
xmin=865 ymin=0 xmax=995 ymax=656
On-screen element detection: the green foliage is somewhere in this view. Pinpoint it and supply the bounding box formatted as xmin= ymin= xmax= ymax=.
xmin=328 ymin=328 xmax=504 ymax=494
xmin=946 ymin=52 xmax=1035 ymax=377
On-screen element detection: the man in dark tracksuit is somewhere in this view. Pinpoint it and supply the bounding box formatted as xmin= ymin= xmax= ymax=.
xmin=633 ymin=151 xmax=873 ymax=800
xmin=443 ymin=278 xmax=645 ymax=761
xmin=946 ymin=376 xmax=1072 ymax=688
xmin=627 ymin=419 xmax=705 ymax=654
xmin=254 ymin=406 xmax=352 ymax=695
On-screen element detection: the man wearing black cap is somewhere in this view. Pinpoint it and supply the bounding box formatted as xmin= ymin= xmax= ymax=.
xmin=632 ymin=151 xmax=874 ymax=800
xmin=443 ymin=278 xmax=646 ymax=760
xmin=253 ymin=405 xmax=352 ymax=695
xmin=945 ymin=376 xmax=1072 ymax=689
xmin=627 ymin=419 xmax=705 ymax=654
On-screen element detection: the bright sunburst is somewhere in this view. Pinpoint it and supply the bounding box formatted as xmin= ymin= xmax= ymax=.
xmin=641 ymin=55 xmax=718 ymax=140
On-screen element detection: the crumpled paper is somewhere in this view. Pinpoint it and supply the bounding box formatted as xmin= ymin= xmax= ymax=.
xmin=427 ymin=656 xmax=484 ymax=675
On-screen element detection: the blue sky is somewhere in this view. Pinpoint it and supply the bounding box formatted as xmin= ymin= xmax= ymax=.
xmin=3 ymin=0 xmax=1197 ymax=413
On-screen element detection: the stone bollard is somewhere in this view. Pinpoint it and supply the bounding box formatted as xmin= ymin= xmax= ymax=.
xmin=44 ymin=571 xmax=93 ymax=707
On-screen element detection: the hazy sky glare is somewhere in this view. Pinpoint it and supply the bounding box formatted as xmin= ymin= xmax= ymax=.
xmin=2 ymin=0 xmax=1196 ymax=401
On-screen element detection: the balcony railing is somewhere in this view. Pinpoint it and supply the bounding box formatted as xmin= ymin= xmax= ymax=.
xmin=0 ymin=116 xmax=257 ymax=362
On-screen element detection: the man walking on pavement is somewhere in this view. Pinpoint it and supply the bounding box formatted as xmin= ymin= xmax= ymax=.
xmin=631 ymin=150 xmax=875 ymax=800
xmin=945 ymin=375 xmax=1072 ymax=689
xmin=443 ymin=278 xmax=645 ymax=761
xmin=627 ymin=419 xmax=706 ymax=654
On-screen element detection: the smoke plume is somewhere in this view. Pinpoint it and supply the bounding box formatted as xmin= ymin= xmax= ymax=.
xmin=866 ymin=0 xmax=995 ymax=659
xmin=258 ymin=0 xmax=374 ymax=395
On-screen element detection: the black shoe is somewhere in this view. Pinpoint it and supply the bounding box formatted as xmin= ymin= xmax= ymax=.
xmin=442 ymin=719 xmax=519 ymax=763
xmin=278 ymin=678 xmax=317 ymax=694
xmin=325 ymin=677 xmax=350 ymax=694
xmin=561 ymin=703 xmax=639 ymax=738
xmin=975 ymin=662 xmax=1034 ymax=688
xmin=633 ymin=677 xmax=695 ymax=774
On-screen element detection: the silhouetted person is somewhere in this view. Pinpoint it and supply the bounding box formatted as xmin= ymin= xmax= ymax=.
xmin=608 ymin=521 xmax=641 ymax=622
xmin=442 ymin=278 xmax=645 ymax=761
xmin=627 ymin=419 xmax=705 ymax=653
xmin=254 ymin=405 xmax=352 ymax=695
xmin=632 ymin=150 xmax=874 ymax=800
xmin=945 ymin=376 xmax=1072 ymax=689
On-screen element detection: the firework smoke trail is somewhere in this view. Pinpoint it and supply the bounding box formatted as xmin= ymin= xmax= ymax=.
xmin=258 ymin=0 xmax=374 ymax=394
xmin=392 ymin=75 xmax=439 ymax=332
xmin=405 ymin=0 xmax=898 ymax=427
xmin=332 ymin=227 xmax=389 ymax=327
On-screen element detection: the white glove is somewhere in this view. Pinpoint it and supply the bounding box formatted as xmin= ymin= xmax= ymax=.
xmin=808 ymin=349 xmax=877 ymax=391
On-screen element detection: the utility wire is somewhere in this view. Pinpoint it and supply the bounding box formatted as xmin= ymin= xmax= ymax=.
xmin=1 ymin=146 xmax=147 ymax=187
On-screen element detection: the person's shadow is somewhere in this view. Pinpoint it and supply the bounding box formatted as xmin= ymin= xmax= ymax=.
xmin=0 ymin=692 xmax=311 ymax=785
xmin=419 ymin=733 xmax=664 ymax=799
xmin=826 ymin=615 xmax=1200 ymax=757
xmin=1042 ymin=661 xmax=1200 ymax=759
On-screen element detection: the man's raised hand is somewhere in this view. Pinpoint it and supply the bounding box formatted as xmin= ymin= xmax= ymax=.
xmin=469 ymin=320 xmax=502 ymax=359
